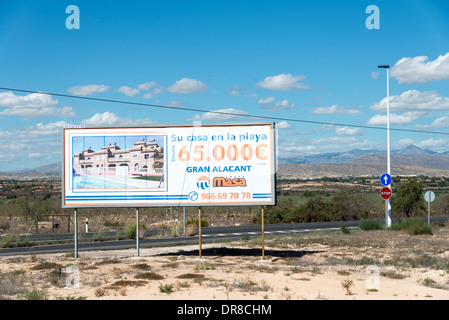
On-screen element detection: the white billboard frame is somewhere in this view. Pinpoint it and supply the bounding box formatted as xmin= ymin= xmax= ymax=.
xmin=62 ymin=122 xmax=277 ymax=208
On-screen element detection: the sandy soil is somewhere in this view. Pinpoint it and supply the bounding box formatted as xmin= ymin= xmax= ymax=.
xmin=1 ymin=228 xmax=449 ymax=300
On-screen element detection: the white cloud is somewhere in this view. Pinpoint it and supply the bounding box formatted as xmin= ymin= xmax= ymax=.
xmin=243 ymin=92 xmax=258 ymax=98
xmin=81 ymin=111 xmax=155 ymax=127
xmin=396 ymin=138 xmax=449 ymax=152
xmin=68 ymin=84 xmax=110 ymax=96
xmin=137 ymin=81 xmax=158 ymax=91
xmin=416 ymin=138 xmax=449 ymax=150
xmin=0 ymin=91 xmax=75 ymax=118
xmin=396 ymin=138 xmax=416 ymax=149
xmin=141 ymin=86 xmax=165 ymax=99
xmin=256 ymin=74 xmax=310 ymax=91
xmin=276 ymin=121 xmax=292 ymax=129
xmin=0 ymin=121 xmax=72 ymax=141
xmin=117 ymin=86 xmax=139 ymax=97
xmin=335 ymin=126 xmax=363 ymax=136
xmin=391 ymin=52 xmax=449 ymax=84
xmin=415 ymin=116 xmax=449 ymax=130
xmin=272 ymin=99 xmax=295 ymax=111
xmin=189 ymin=108 xmax=248 ymax=121
xmin=367 ymin=111 xmax=427 ymax=125
xmin=168 ymin=78 xmax=208 ymax=94
xmin=229 ymin=86 xmax=240 ymax=96
xmin=370 ymin=90 xmax=449 ymax=112
xmin=0 ymin=121 xmax=70 ymax=166
xmin=309 ymin=137 xmax=379 ymax=151
xmin=28 ymin=153 xmax=43 ymax=158
xmin=259 ymin=98 xmax=295 ymax=111
xmin=165 ymin=101 xmax=185 ymax=107
xmin=258 ymin=97 xmax=275 ymax=104
xmin=368 ymin=90 xmax=449 ymax=126
xmin=311 ymin=105 xmax=361 ymax=115
xmin=81 ymin=112 xmax=122 ymax=126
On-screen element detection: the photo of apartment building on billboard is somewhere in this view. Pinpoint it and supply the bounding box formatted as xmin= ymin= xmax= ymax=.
xmin=71 ymin=135 xmax=164 ymax=189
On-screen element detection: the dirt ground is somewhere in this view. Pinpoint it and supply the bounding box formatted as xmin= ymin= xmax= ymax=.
xmin=1 ymin=226 xmax=449 ymax=301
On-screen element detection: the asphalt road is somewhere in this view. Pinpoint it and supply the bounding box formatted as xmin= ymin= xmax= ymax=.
xmin=0 ymin=217 xmax=447 ymax=256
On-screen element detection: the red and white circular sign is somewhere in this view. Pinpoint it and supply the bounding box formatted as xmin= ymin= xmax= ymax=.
xmin=380 ymin=187 xmax=392 ymax=200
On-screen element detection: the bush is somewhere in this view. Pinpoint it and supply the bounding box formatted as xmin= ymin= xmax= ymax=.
xmin=340 ymin=224 xmax=351 ymax=234
xmin=359 ymin=220 xmax=383 ymax=231
xmin=252 ymin=207 xmax=292 ymax=224
xmin=23 ymin=290 xmax=48 ymax=300
xmin=186 ymin=218 xmax=209 ymax=228
xmin=158 ymin=283 xmax=174 ymax=294
xmin=124 ymin=222 xmax=137 ymax=239
xmin=391 ymin=218 xmax=432 ymax=235
xmin=251 ymin=193 xmax=379 ymax=224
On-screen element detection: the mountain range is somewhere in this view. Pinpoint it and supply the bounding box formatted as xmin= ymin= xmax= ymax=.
xmin=278 ymin=145 xmax=449 ymax=178
xmin=279 ymin=144 xmax=449 ymax=166
xmin=2 ymin=145 xmax=449 ymax=179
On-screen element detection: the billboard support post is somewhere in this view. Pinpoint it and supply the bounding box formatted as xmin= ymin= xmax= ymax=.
xmin=198 ymin=207 xmax=202 ymax=259
xmin=74 ymin=208 xmax=78 ymax=259
xmin=136 ymin=208 xmax=140 ymax=257
xmin=183 ymin=207 xmax=186 ymax=236
xmin=261 ymin=207 xmax=265 ymax=260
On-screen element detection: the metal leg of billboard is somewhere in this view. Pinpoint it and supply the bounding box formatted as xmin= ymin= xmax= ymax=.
xmin=198 ymin=207 xmax=202 ymax=259
xmin=136 ymin=208 xmax=140 ymax=257
xmin=261 ymin=207 xmax=265 ymax=260
xmin=74 ymin=208 xmax=78 ymax=259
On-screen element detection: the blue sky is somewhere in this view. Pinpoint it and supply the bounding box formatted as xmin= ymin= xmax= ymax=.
xmin=1 ymin=0 xmax=449 ymax=171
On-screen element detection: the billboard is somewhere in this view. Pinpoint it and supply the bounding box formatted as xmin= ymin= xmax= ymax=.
xmin=62 ymin=123 xmax=276 ymax=207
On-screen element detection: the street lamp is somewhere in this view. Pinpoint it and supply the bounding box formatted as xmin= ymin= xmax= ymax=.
xmin=378 ymin=64 xmax=391 ymax=227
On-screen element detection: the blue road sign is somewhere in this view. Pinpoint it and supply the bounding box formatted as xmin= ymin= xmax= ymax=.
xmin=380 ymin=173 xmax=392 ymax=186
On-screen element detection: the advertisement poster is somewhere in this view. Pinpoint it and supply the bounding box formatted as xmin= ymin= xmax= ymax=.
xmin=62 ymin=123 xmax=276 ymax=207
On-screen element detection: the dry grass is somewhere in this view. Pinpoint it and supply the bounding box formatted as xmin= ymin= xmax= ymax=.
xmin=0 ymin=226 xmax=448 ymax=300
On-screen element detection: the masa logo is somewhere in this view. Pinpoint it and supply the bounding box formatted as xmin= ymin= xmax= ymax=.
xmin=196 ymin=176 xmax=210 ymax=190
xmin=213 ymin=177 xmax=247 ymax=187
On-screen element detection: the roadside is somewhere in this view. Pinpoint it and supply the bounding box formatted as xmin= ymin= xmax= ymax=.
xmin=1 ymin=225 xmax=448 ymax=300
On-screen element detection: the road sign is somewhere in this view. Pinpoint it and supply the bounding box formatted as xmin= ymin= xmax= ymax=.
xmin=424 ymin=190 xmax=435 ymax=203
xmin=380 ymin=187 xmax=392 ymax=200
xmin=380 ymin=173 xmax=392 ymax=186
xmin=424 ymin=190 xmax=435 ymax=226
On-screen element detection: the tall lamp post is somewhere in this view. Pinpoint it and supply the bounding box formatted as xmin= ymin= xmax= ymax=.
xmin=378 ymin=64 xmax=392 ymax=227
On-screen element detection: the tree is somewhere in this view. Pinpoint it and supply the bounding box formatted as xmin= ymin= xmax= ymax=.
xmin=392 ymin=178 xmax=426 ymax=218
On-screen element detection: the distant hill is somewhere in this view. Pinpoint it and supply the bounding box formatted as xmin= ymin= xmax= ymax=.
xmin=12 ymin=162 xmax=61 ymax=174
xmin=279 ymin=144 xmax=443 ymax=165
xmin=277 ymin=163 xmax=449 ymax=179
xmin=0 ymin=162 xmax=61 ymax=179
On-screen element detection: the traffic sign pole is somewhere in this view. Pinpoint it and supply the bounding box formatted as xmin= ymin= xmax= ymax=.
xmin=386 ymin=67 xmax=392 ymax=228
xmin=380 ymin=185 xmax=392 ymax=227
xmin=424 ymin=191 xmax=435 ymax=226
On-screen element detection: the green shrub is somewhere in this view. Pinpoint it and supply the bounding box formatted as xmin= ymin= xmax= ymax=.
xmin=23 ymin=290 xmax=48 ymax=300
xmin=391 ymin=218 xmax=432 ymax=235
xmin=359 ymin=220 xmax=383 ymax=231
xmin=252 ymin=207 xmax=292 ymax=224
xmin=340 ymin=224 xmax=351 ymax=234
xmin=158 ymin=283 xmax=174 ymax=294
xmin=0 ymin=233 xmax=14 ymax=248
xmin=251 ymin=193 xmax=378 ymax=224
xmin=124 ymin=222 xmax=137 ymax=239
xmin=186 ymin=218 xmax=209 ymax=228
